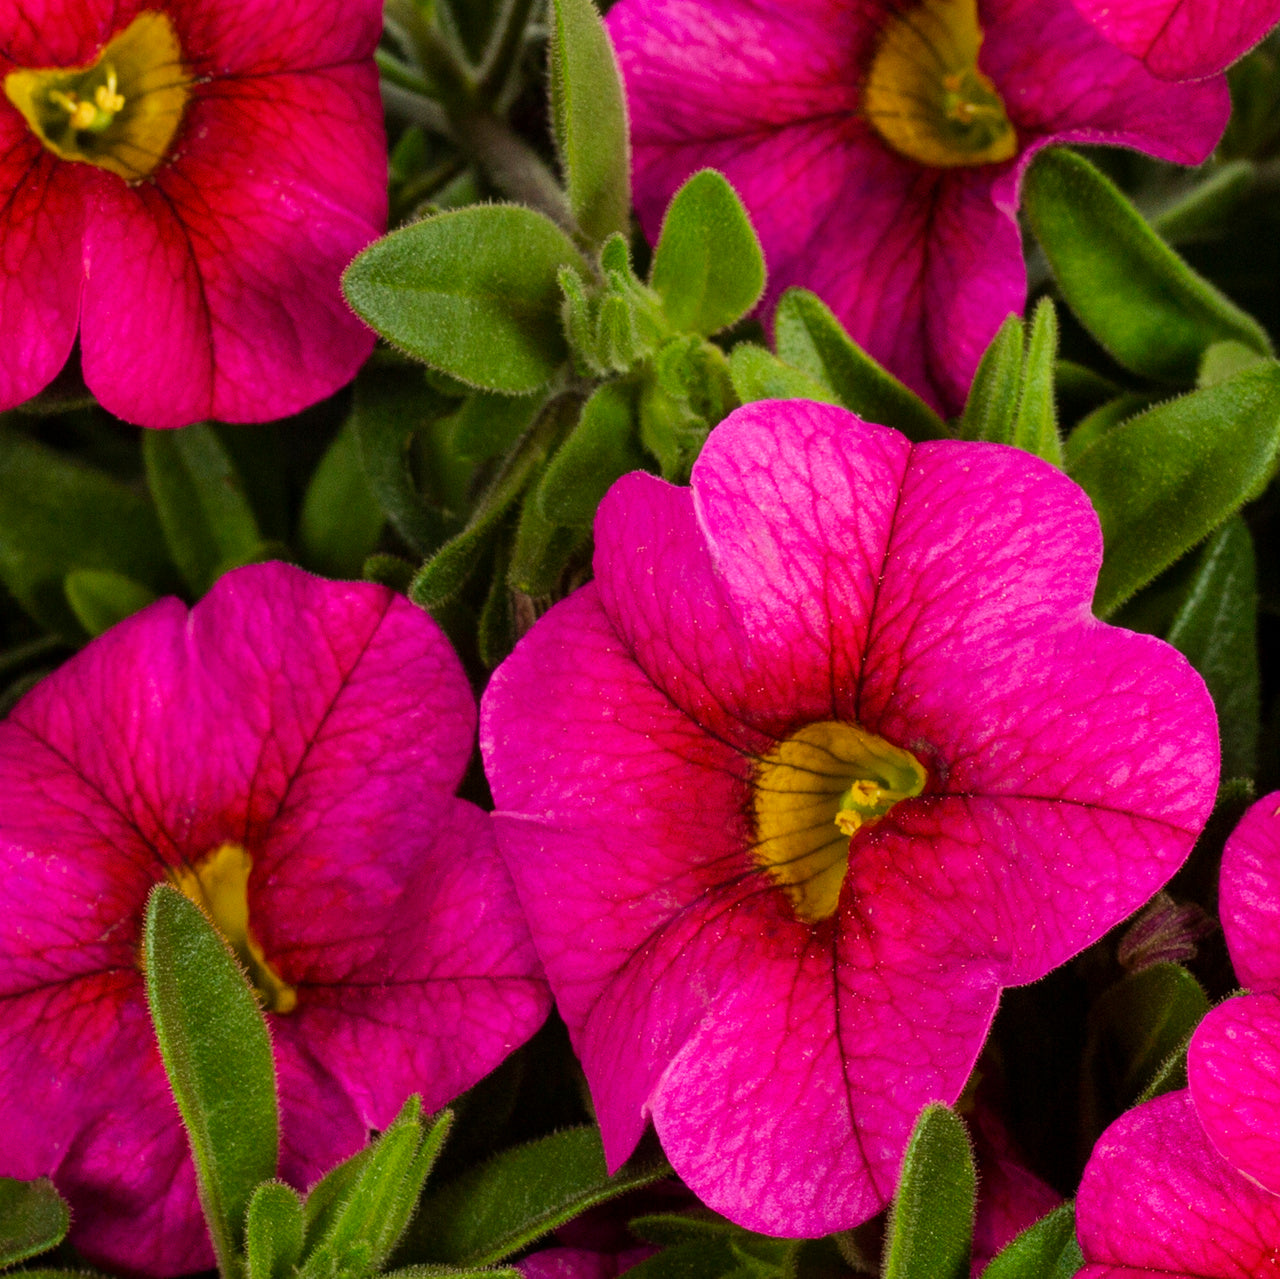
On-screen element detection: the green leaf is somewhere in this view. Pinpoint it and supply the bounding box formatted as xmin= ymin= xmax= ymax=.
xmin=63 ymin=569 xmax=158 ymax=637
xmin=1199 ymin=339 xmax=1269 ymax=387
xmin=882 ymin=1105 xmax=974 ymax=1279
xmin=0 ymin=1178 xmax=70 ymax=1268
xmin=1010 ymin=299 xmax=1063 ymax=466
xmin=143 ymin=884 xmax=279 ymax=1278
xmin=0 ymin=426 xmax=174 ymax=638
xmin=538 ymin=380 xmax=645 ymax=526
xmin=1151 ymin=159 xmax=1255 ymax=246
xmin=1083 ymin=963 xmax=1209 ymax=1141
xmin=1068 ymin=363 xmax=1280 ymax=615
xmin=1023 ymin=148 xmax=1271 ymax=382
xmin=772 ymin=289 xmax=946 ymax=441
xmin=728 ymin=344 xmax=839 ymax=406
xmin=143 ymin=425 xmax=265 ymax=596
xmin=245 ymin=1183 xmax=305 ymax=1279
xmin=958 ymin=315 xmax=1023 ymax=444
xmin=649 ymin=170 xmax=766 ymax=337
xmin=979 ymin=1203 xmax=1077 ymax=1279
xmin=410 ymin=396 xmax=572 ymax=610
xmin=300 ymin=1100 xmax=450 ymax=1279
xmin=1063 ymin=394 xmax=1149 ymax=467
xmin=451 ymin=392 xmax=542 ymax=462
xmin=343 ymin=206 xmax=586 ymax=394
xmin=350 ymin=369 xmax=453 ymax=556
xmin=298 ymin=423 xmax=385 ymax=580
xmin=548 ymin=0 xmax=630 ymax=246
xmin=1165 ymin=517 xmax=1260 ymax=779
xmin=605 ymin=1238 xmax=743 ymax=1279
xmin=508 ymin=484 xmax=588 ymax=597
xmin=409 ymin=1126 xmax=670 ymax=1267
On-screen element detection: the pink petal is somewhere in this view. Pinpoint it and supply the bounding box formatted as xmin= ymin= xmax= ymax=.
xmin=0 ymin=0 xmax=144 ymax=65
xmin=81 ymin=62 xmax=382 ymax=426
xmin=0 ymin=129 xmax=85 ymax=412
xmin=1070 ymin=0 xmax=1280 ymax=80
xmin=1188 ymin=993 xmax=1280 ymax=1195
xmin=1218 ymin=790 xmax=1280 ymax=991
xmin=1077 ymin=1090 xmax=1280 ymax=1277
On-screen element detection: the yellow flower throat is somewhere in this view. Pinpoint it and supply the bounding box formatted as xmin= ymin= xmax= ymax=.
xmin=754 ymin=722 xmax=926 ymax=924
xmin=3 ymin=11 xmax=192 ymax=181
xmin=863 ymin=0 xmax=1016 ymax=168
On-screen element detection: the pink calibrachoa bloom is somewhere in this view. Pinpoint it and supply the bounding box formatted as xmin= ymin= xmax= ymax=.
xmin=1187 ymin=791 xmax=1280 ymax=1194
xmin=1076 ymin=1089 xmax=1280 ymax=1277
xmin=481 ymin=399 xmax=1218 ymax=1235
xmin=1071 ymin=0 xmax=1280 ymax=80
xmin=606 ymin=0 xmax=1228 ymax=413
xmin=0 ymin=562 xmax=549 ymax=1276
xmin=0 ymin=0 xmax=386 ymax=428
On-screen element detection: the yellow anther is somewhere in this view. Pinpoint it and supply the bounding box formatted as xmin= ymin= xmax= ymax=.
xmin=95 ymin=67 xmax=124 ymax=114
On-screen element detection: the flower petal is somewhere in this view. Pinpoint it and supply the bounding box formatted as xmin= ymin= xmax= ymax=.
xmin=1068 ymin=0 xmax=1280 ymax=80
xmin=1218 ymin=790 xmax=1280 ymax=990
xmin=1188 ymin=993 xmax=1280 ymax=1196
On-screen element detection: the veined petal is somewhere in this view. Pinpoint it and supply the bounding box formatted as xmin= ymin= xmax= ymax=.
xmin=1218 ymin=790 xmax=1280 ymax=990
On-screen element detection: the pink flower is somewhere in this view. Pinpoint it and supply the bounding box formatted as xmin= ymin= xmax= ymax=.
xmin=1071 ymin=0 xmax=1280 ymax=80
xmin=0 ymin=0 xmax=386 ymax=427
xmin=0 ymin=563 xmax=549 ymax=1276
xmin=1076 ymin=1089 xmax=1280 ymax=1277
xmin=1187 ymin=792 xmax=1280 ymax=1194
xmin=480 ymin=399 xmax=1217 ymax=1235
xmin=606 ymin=0 xmax=1228 ymax=413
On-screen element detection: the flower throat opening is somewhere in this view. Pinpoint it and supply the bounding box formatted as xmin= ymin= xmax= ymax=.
xmin=167 ymin=843 xmax=297 ymax=1014
xmin=754 ymin=722 xmax=926 ymax=924
xmin=3 ymin=11 xmax=192 ymax=181
xmin=863 ymin=0 xmax=1016 ymax=168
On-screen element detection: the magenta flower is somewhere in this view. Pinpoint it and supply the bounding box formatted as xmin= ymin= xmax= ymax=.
xmin=1076 ymin=1089 xmax=1280 ymax=1277
xmin=606 ymin=0 xmax=1228 ymax=413
xmin=1187 ymin=792 xmax=1280 ymax=1194
xmin=481 ymin=399 xmax=1217 ymax=1235
xmin=0 ymin=563 xmax=549 ymax=1276
xmin=1071 ymin=0 xmax=1280 ymax=80
xmin=0 ymin=0 xmax=386 ymax=428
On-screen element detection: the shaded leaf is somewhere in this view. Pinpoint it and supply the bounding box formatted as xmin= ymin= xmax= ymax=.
xmin=979 ymin=1203 xmax=1077 ymax=1279
xmin=298 ymin=423 xmax=385 ymax=579
xmin=0 ymin=1178 xmax=69 ymax=1268
xmin=728 ymin=344 xmax=838 ymax=406
xmin=958 ymin=315 xmax=1023 ymax=444
xmin=63 ymin=569 xmax=157 ymax=637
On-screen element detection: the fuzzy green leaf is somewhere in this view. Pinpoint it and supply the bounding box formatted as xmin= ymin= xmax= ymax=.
xmin=728 ymin=344 xmax=839 ymax=406
xmin=1024 ymin=149 xmax=1271 ymax=382
xmin=143 ymin=885 xmax=279 ymax=1278
xmin=143 ymin=425 xmax=265 ymax=596
xmin=1010 ymin=299 xmax=1063 ymax=466
xmin=882 ymin=1105 xmax=974 ymax=1279
xmin=0 ymin=1179 xmax=70 ymax=1268
xmin=772 ymin=289 xmax=946 ymax=441
xmin=538 ymin=380 xmax=645 ymax=526
xmin=1069 ymin=363 xmax=1280 ymax=615
xmin=958 ymin=315 xmax=1023 ymax=444
xmin=548 ymin=0 xmax=630 ymax=245
xmin=344 ymin=206 xmax=586 ymax=394
xmin=245 ymin=1183 xmax=305 ymax=1279
xmin=649 ymin=170 xmax=765 ymax=337
xmin=979 ymin=1203 xmax=1078 ymax=1279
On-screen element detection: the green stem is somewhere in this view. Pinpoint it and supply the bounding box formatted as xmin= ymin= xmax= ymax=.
xmin=381 ymin=81 xmax=455 ymax=139
xmin=476 ymin=0 xmax=540 ymax=103
xmin=375 ymin=46 xmax=433 ymax=94
xmin=455 ymin=111 xmax=575 ymax=233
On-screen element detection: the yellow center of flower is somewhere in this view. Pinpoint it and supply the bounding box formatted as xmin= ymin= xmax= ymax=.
xmin=753 ymin=722 xmax=926 ymax=924
xmin=863 ymin=0 xmax=1016 ymax=168
xmin=167 ymin=843 xmax=298 ymax=1014
xmin=3 ymin=11 xmax=192 ymax=181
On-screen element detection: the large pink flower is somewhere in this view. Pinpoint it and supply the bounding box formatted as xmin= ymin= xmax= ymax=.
xmin=1187 ymin=792 xmax=1280 ymax=1194
xmin=1076 ymin=1089 xmax=1280 ymax=1277
xmin=0 ymin=0 xmax=386 ymax=427
xmin=1071 ymin=0 xmax=1280 ymax=80
xmin=0 ymin=562 xmax=549 ymax=1276
xmin=481 ymin=399 xmax=1218 ymax=1235
xmin=606 ymin=0 xmax=1228 ymax=413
